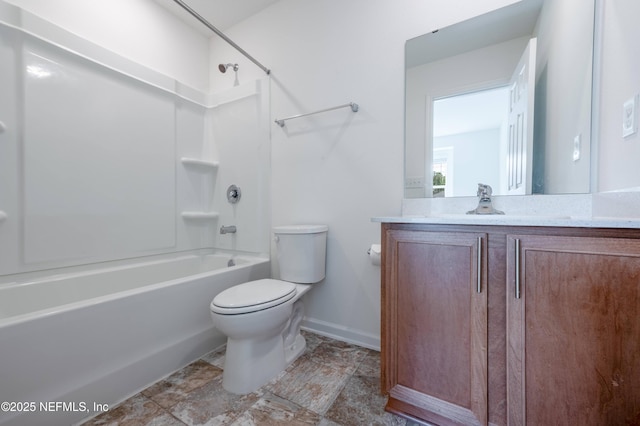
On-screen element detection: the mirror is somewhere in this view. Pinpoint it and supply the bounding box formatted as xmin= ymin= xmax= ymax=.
xmin=405 ymin=0 xmax=595 ymax=198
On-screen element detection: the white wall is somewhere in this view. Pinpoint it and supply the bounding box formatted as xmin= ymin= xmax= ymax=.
xmin=597 ymin=0 xmax=640 ymax=192
xmin=4 ymin=0 xmax=210 ymax=92
xmin=434 ymin=128 xmax=503 ymax=197
xmin=210 ymin=0 xmax=519 ymax=348
xmin=533 ymin=0 xmax=593 ymax=194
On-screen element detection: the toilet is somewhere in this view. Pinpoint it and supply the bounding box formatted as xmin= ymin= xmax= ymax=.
xmin=210 ymin=224 xmax=328 ymax=394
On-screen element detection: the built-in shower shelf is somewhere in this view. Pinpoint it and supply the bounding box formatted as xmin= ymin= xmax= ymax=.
xmin=180 ymin=157 xmax=219 ymax=169
xmin=0 ymin=211 xmax=6 ymax=222
xmin=181 ymin=211 xmax=219 ymax=220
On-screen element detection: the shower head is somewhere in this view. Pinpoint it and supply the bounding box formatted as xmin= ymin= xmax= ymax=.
xmin=218 ymin=63 xmax=239 ymax=73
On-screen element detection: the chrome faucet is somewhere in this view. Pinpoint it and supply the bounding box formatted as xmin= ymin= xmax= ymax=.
xmin=220 ymin=225 xmax=237 ymax=234
xmin=467 ymin=183 xmax=504 ymax=215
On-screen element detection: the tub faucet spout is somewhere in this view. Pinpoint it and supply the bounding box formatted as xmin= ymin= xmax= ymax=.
xmin=467 ymin=183 xmax=504 ymax=215
xmin=220 ymin=225 xmax=237 ymax=234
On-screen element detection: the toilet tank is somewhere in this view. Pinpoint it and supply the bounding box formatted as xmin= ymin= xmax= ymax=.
xmin=273 ymin=225 xmax=328 ymax=283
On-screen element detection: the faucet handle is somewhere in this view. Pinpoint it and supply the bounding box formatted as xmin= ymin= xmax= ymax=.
xmin=477 ymin=183 xmax=492 ymax=198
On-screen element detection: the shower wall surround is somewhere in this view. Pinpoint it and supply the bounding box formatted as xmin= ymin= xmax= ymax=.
xmin=208 ymin=80 xmax=271 ymax=255
xmin=0 ymin=3 xmax=270 ymax=276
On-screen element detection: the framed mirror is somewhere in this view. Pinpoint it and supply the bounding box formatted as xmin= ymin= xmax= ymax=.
xmin=405 ymin=0 xmax=595 ymax=198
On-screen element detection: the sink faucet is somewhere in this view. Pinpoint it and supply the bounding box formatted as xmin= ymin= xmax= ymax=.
xmin=220 ymin=225 xmax=237 ymax=234
xmin=467 ymin=183 xmax=504 ymax=215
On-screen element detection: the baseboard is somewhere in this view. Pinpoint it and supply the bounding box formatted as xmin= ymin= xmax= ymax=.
xmin=301 ymin=317 xmax=380 ymax=351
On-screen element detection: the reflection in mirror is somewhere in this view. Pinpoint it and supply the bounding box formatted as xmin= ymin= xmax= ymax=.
xmin=405 ymin=0 xmax=594 ymax=198
xmin=432 ymin=87 xmax=509 ymax=197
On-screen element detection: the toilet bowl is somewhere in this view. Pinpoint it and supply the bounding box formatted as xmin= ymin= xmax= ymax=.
xmin=210 ymin=225 xmax=328 ymax=394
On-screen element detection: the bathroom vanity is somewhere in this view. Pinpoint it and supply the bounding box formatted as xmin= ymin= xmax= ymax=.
xmin=377 ymin=217 xmax=640 ymax=425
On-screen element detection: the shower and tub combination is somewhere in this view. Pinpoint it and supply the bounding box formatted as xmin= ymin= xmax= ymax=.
xmin=0 ymin=2 xmax=272 ymax=425
xmin=0 ymin=253 xmax=269 ymax=426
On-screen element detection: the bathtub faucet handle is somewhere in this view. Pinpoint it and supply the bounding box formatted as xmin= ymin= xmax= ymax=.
xmin=226 ymin=184 xmax=241 ymax=204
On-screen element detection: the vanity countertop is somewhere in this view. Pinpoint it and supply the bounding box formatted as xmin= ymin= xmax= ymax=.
xmin=384 ymin=193 xmax=640 ymax=228
xmin=371 ymin=215 xmax=640 ymax=229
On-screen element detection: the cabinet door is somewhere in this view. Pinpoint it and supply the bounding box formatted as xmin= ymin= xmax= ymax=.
xmin=507 ymin=234 xmax=640 ymax=425
xmin=383 ymin=229 xmax=488 ymax=426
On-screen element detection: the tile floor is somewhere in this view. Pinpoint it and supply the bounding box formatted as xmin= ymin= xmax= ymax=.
xmin=81 ymin=331 xmax=415 ymax=426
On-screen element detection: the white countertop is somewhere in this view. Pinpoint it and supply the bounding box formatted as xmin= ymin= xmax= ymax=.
xmin=377 ymin=192 xmax=640 ymax=228
xmin=371 ymin=215 xmax=640 ymax=228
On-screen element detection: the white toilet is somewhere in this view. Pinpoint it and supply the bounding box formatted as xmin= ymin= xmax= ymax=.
xmin=210 ymin=224 xmax=328 ymax=394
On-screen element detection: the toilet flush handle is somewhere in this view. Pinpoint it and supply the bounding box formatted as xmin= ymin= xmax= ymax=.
xmin=274 ymin=235 xmax=279 ymax=243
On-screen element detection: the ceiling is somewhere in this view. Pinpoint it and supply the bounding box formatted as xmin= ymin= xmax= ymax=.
xmin=155 ymin=0 xmax=279 ymax=33
xmin=433 ymin=86 xmax=509 ymax=138
xmin=406 ymin=0 xmax=541 ymax=68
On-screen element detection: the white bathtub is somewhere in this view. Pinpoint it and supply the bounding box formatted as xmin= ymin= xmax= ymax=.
xmin=0 ymin=251 xmax=269 ymax=426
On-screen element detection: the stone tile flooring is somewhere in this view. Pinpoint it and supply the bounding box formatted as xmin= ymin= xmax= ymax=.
xmin=81 ymin=331 xmax=412 ymax=425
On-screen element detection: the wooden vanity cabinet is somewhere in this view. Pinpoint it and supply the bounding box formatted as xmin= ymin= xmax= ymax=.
xmin=381 ymin=225 xmax=490 ymax=425
xmin=507 ymin=233 xmax=640 ymax=425
xmin=381 ymin=223 xmax=640 ymax=426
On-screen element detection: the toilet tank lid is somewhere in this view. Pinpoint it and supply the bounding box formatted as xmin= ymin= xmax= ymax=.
xmin=273 ymin=225 xmax=328 ymax=234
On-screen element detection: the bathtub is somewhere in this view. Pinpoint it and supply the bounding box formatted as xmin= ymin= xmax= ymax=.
xmin=0 ymin=251 xmax=269 ymax=426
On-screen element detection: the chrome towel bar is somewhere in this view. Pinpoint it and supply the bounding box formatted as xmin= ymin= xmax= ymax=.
xmin=275 ymin=102 xmax=359 ymax=127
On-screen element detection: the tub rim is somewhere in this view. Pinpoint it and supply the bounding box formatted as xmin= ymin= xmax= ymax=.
xmin=0 ymin=250 xmax=269 ymax=329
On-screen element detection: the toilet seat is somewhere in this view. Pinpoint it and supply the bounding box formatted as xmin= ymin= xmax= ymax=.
xmin=211 ymin=279 xmax=296 ymax=315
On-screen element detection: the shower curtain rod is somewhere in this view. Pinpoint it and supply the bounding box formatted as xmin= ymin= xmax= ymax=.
xmin=171 ymin=0 xmax=271 ymax=75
